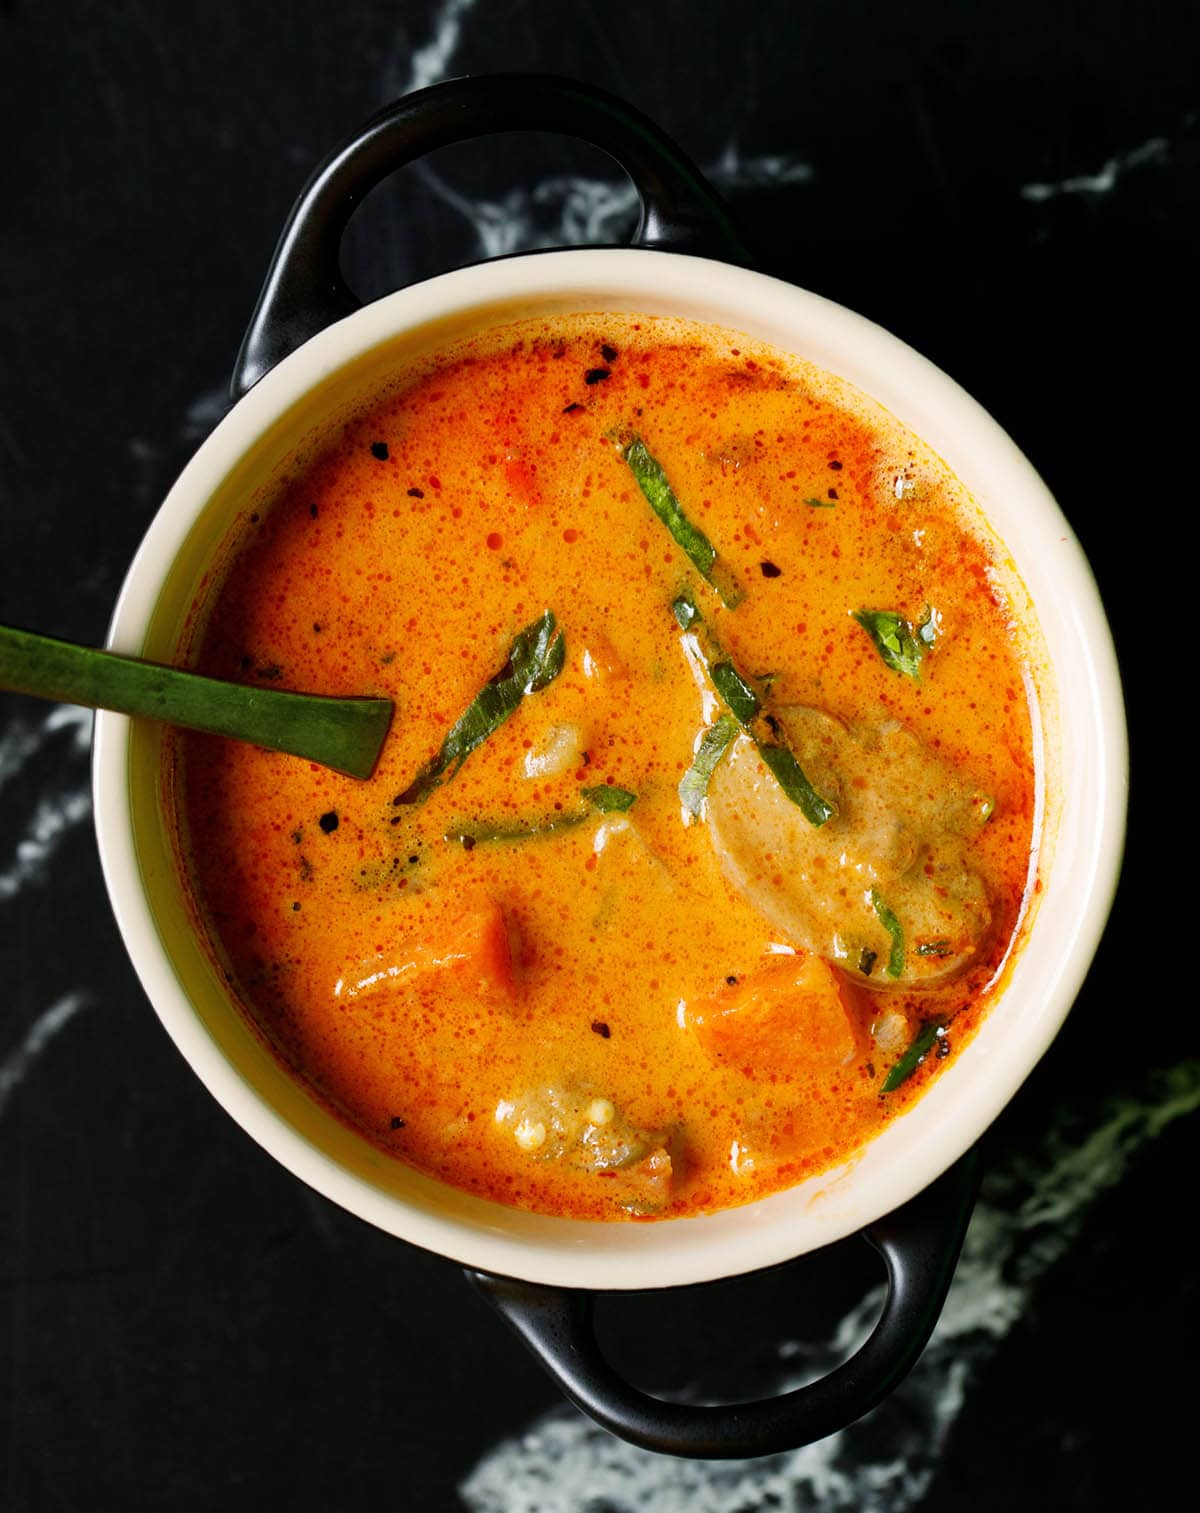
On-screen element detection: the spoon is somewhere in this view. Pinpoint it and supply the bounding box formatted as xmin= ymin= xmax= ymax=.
xmin=0 ymin=624 xmax=393 ymax=780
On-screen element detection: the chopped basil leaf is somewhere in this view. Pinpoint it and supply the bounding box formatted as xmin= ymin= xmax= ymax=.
xmin=916 ymin=940 xmax=952 ymax=957
xmin=710 ymin=661 xmax=760 ymax=725
xmin=870 ymin=889 xmax=905 ymax=978
xmin=678 ymin=714 xmax=739 ymax=818
xmin=582 ymin=784 xmax=638 ymax=813
xmin=852 ymin=609 xmax=926 ymax=681
xmin=623 ymin=436 xmax=743 ymax=608
xmin=882 ymin=1021 xmax=943 ymax=1092
xmin=804 ymin=496 xmax=836 ymax=509
xmin=858 ymin=947 xmax=878 ymax=976
xmin=756 ymin=741 xmax=836 ymax=827
xmin=394 ymin=610 xmax=565 ymax=805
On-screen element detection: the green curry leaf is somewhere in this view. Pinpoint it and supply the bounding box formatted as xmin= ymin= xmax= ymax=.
xmin=852 ymin=609 xmax=926 ymax=681
xmin=756 ymin=740 xmax=837 ymax=827
xmin=675 ymin=598 xmax=836 ymax=828
xmin=623 ymin=436 xmax=743 ymax=608
xmin=710 ymin=662 xmax=760 ymax=725
xmin=582 ymin=784 xmax=638 ymax=813
xmin=678 ymin=714 xmax=739 ymax=819
xmin=870 ymin=889 xmax=906 ymax=978
xmin=881 ymin=1021 xmax=943 ymax=1092
xmin=394 ymin=610 xmax=565 ymax=805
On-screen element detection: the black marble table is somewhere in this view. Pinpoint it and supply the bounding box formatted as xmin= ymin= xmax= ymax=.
xmin=1 ymin=2 xmax=1192 ymax=1508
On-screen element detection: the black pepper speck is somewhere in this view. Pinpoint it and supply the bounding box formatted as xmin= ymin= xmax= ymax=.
xmin=370 ymin=441 xmax=389 ymax=460
xmin=318 ymin=811 xmax=339 ymax=833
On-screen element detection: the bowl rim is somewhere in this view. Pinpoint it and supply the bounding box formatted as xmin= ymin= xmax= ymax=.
xmin=92 ymin=247 xmax=1128 ymax=1290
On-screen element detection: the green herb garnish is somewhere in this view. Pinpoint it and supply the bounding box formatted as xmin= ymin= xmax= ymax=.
xmin=582 ymin=784 xmax=638 ymax=813
xmin=447 ymin=783 xmax=636 ymax=845
xmin=757 ymin=740 xmax=837 ymax=827
xmin=804 ymin=497 xmax=836 ymax=509
xmin=447 ymin=810 xmax=590 ymax=847
xmin=394 ymin=610 xmax=565 ymax=805
xmin=916 ymin=940 xmax=952 ymax=958
xmin=852 ymin=609 xmax=927 ymax=681
xmin=623 ymin=436 xmax=743 ymax=608
xmin=672 ymin=591 xmax=699 ymax=630
xmin=675 ymin=597 xmax=836 ymax=827
xmin=710 ymin=662 xmax=760 ymax=725
xmin=870 ymin=889 xmax=905 ymax=978
xmin=678 ymin=714 xmax=739 ymax=818
xmin=882 ymin=1021 xmax=943 ymax=1092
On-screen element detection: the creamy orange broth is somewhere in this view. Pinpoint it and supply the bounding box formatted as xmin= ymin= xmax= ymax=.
xmin=170 ymin=314 xmax=1039 ymax=1221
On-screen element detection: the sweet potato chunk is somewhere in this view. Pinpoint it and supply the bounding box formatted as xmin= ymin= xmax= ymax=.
xmin=334 ymin=901 xmax=515 ymax=1003
xmin=688 ymin=955 xmax=859 ymax=1076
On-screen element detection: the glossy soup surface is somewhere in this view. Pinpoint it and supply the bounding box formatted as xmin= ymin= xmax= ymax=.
xmin=172 ymin=314 xmax=1040 ymax=1221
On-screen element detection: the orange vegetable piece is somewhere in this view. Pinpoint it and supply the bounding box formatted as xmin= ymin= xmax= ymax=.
xmin=688 ymin=955 xmax=859 ymax=1076
xmin=334 ymin=901 xmax=515 ymax=1003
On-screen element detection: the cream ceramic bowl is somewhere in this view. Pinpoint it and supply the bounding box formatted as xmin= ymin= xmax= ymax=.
xmin=92 ymin=245 xmax=1126 ymax=1292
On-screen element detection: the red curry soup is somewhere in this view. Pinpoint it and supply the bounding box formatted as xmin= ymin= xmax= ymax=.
xmin=169 ymin=313 xmax=1043 ymax=1221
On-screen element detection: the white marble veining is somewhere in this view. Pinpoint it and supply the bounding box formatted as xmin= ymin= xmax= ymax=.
xmin=0 ymin=991 xmax=92 ymax=1121
xmin=0 ymin=707 xmax=93 ymax=904
xmin=392 ymin=0 xmax=482 ymax=95
xmin=1021 ymin=133 xmax=1170 ymax=201
xmin=460 ymin=1062 xmax=1200 ymax=1511
xmin=417 ymin=143 xmax=813 ymax=260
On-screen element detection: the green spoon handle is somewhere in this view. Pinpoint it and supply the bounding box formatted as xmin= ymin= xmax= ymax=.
xmin=0 ymin=624 xmax=393 ymax=780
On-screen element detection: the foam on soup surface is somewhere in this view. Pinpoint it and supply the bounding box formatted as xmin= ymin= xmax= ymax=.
xmin=169 ymin=314 xmax=1041 ymax=1220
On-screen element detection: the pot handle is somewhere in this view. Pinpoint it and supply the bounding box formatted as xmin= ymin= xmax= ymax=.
xmin=231 ymin=72 xmax=750 ymax=398
xmin=467 ymin=1151 xmax=978 ymax=1460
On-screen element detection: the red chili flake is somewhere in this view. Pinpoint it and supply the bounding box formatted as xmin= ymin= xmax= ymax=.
xmin=584 ymin=368 xmax=611 ymax=385
xmin=760 ymin=561 xmax=782 ymax=578
xmin=600 ymin=344 xmax=618 ymax=363
xmin=407 ymin=487 xmax=424 ymax=498
xmin=562 ymin=402 xmax=584 ymax=414
xmin=591 ymin=1020 xmax=611 ymax=1038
